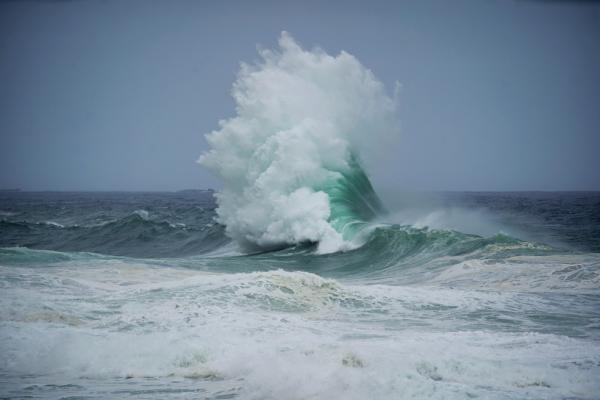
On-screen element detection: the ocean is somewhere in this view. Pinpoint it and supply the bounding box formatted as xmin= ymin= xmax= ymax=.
xmin=2 ymin=31 xmax=600 ymax=400
xmin=1 ymin=190 xmax=599 ymax=400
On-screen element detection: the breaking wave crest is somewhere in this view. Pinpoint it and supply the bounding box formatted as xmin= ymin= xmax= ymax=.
xmin=199 ymin=32 xmax=395 ymax=253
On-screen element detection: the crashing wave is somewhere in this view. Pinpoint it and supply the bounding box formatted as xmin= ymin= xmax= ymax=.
xmin=199 ymin=32 xmax=397 ymax=253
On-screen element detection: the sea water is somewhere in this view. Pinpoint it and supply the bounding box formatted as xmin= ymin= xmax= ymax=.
xmin=1 ymin=190 xmax=599 ymax=400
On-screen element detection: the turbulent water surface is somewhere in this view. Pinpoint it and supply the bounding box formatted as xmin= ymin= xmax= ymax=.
xmin=2 ymin=34 xmax=600 ymax=400
xmin=1 ymin=190 xmax=599 ymax=400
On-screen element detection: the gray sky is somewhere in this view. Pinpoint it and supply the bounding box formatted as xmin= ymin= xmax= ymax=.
xmin=1 ymin=0 xmax=599 ymax=191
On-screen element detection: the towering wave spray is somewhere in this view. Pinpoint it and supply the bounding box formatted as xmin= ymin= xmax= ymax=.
xmin=199 ymin=32 xmax=398 ymax=253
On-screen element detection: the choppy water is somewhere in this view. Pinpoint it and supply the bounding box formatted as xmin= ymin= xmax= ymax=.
xmin=1 ymin=190 xmax=599 ymax=400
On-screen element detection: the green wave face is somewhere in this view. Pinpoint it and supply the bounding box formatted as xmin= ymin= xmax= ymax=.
xmin=178 ymin=223 xmax=558 ymax=287
xmin=322 ymin=154 xmax=385 ymax=241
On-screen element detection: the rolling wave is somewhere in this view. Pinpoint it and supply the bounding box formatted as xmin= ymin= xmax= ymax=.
xmin=1 ymin=223 xmax=597 ymax=293
xmin=0 ymin=211 xmax=229 ymax=258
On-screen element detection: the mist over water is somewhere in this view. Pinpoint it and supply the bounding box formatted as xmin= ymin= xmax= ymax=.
xmin=382 ymin=191 xmax=600 ymax=252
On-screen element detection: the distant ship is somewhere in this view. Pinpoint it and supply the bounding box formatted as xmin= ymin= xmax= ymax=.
xmin=176 ymin=188 xmax=215 ymax=194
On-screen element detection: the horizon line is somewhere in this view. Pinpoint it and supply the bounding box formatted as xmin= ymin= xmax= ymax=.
xmin=2 ymin=188 xmax=600 ymax=194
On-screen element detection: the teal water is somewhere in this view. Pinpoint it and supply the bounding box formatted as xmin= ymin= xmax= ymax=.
xmin=1 ymin=190 xmax=599 ymax=399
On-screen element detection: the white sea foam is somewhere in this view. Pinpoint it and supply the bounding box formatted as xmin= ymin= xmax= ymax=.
xmin=199 ymin=32 xmax=398 ymax=254
xmin=40 ymin=221 xmax=65 ymax=228
xmin=132 ymin=209 xmax=150 ymax=220
xmin=428 ymin=253 xmax=600 ymax=292
xmin=2 ymin=262 xmax=599 ymax=399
